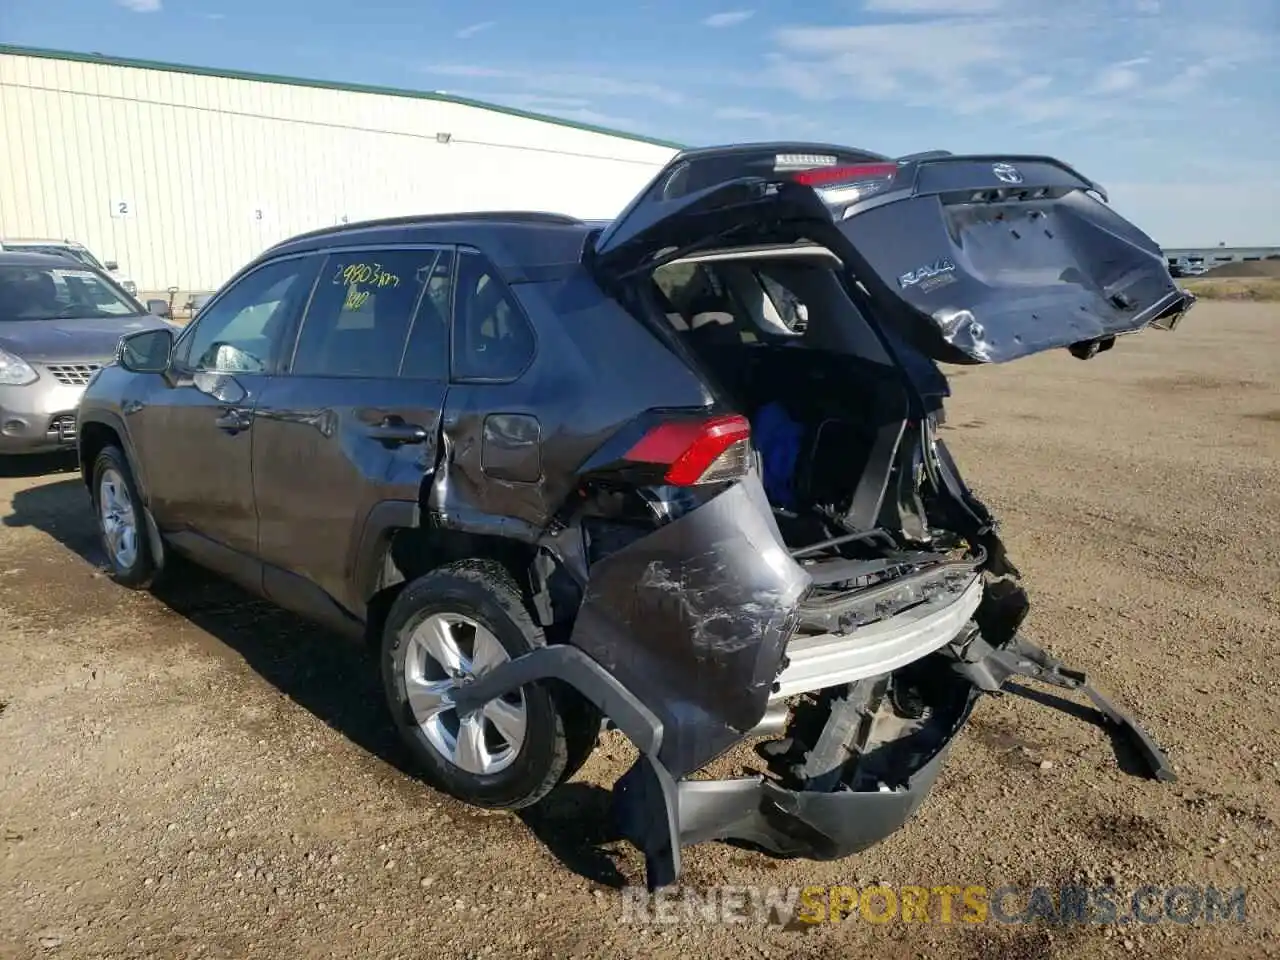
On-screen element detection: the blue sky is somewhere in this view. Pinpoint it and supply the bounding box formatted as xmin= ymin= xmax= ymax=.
xmin=2 ymin=0 xmax=1277 ymax=246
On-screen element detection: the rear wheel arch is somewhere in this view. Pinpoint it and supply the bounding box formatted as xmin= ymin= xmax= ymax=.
xmin=358 ymin=518 xmax=572 ymax=646
xmin=377 ymin=526 xmax=546 ymax=616
xmin=380 ymin=560 xmax=601 ymax=806
xmin=372 ymin=544 xmax=602 ymax=785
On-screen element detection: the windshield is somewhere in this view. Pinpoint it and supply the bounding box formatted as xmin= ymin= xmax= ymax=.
xmin=0 ymin=265 xmax=140 ymax=321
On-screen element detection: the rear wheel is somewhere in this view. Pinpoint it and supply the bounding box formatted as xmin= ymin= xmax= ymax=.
xmin=91 ymin=445 xmax=157 ymax=588
xmin=381 ymin=561 xmax=586 ymax=809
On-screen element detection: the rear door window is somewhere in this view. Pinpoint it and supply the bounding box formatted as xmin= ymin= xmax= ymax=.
xmin=398 ymin=249 xmax=453 ymax=381
xmin=290 ymin=248 xmax=445 ymax=378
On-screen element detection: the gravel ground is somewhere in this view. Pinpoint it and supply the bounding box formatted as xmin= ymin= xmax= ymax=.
xmin=1 ymin=301 xmax=1278 ymax=960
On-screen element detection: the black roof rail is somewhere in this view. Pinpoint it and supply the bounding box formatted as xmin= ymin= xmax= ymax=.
xmin=273 ymin=211 xmax=586 ymax=248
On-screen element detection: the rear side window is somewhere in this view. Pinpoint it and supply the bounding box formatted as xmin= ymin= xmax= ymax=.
xmin=291 ymin=249 xmax=443 ymax=378
xmin=451 ymin=250 xmax=535 ymax=381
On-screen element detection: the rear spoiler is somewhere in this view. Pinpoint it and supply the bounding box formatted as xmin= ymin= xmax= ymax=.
xmin=894 ymin=153 xmax=1107 ymax=204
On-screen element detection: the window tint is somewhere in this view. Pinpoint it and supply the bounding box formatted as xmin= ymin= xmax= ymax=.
xmin=178 ymin=256 xmax=319 ymax=374
xmin=754 ymin=269 xmax=809 ymax=335
xmin=291 ymin=249 xmax=444 ymax=378
xmin=399 ymin=249 xmax=453 ymax=380
xmin=652 ymin=260 xmax=807 ymax=342
xmin=452 ymin=250 xmax=534 ymax=381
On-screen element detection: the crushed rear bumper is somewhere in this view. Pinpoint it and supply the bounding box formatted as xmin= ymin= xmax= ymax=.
xmin=451 ymin=612 xmax=1175 ymax=890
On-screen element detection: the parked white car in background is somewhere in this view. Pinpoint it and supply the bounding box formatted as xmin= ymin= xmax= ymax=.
xmin=0 ymin=238 xmax=138 ymax=297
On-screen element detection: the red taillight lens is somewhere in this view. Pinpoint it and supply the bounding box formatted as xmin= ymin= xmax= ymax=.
xmin=791 ymin=162 xmax=899 ymax=207
xmin=791 ymin=162 xmax=899 ymax=186
xmin=624 ymin=414 xmax=752 ymax=486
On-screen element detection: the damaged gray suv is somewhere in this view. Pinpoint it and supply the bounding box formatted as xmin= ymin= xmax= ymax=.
xmin=77 ymin=143 xmax=1194 ymax=888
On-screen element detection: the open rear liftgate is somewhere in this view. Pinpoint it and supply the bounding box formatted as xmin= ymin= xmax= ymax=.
xmin=454 ymin=142 xmax=1184 ymax=888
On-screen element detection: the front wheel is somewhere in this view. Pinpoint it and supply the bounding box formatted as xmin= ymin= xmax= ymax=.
xmin=381 ymin=561 xmax=582 ymax=809
xmin=91 ymin=445 xmax=157 ymax=588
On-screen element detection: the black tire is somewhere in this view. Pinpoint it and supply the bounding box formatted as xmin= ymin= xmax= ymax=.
xmin=382 ymin=560 xmax=577 ymax=810
xmin=559 ymin=690 xmax=602 ymax=785
xmin=90 ymin=445 xmax=157 ymax=588
xmin=541 ymin=622 xmax=602 ymax=785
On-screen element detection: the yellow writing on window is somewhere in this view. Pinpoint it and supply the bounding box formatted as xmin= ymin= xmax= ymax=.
xmin=332 ymin=262 xmax=401 ymax=289
xmin=343 ymin=286 xmax=370 ymax=311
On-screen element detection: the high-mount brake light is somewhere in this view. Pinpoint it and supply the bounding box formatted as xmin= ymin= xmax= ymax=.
xmin=774 ymin=153 xmax=838 ymax=171
xmin=624 ymin=414 xmax=753 ymax=486
xmin=791 ymin=162 xmax=900 ymax=208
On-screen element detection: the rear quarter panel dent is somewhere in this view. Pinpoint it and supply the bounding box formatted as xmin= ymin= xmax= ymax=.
xmin=568 ymin=475 xmax=809 ymax=775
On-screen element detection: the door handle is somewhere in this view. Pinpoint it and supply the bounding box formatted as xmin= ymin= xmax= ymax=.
xmin=214 ymin=408 xmax=253 ymax=434
xmin=364 ymin=417 xmax=428 ymax=445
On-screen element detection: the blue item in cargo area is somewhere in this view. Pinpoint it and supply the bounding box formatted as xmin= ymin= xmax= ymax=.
xmin=753 ymin=401 xmax=804 ymax=510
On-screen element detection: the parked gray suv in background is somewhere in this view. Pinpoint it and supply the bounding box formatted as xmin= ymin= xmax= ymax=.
xmin=0 ymin=252 xmax=168 ymax=455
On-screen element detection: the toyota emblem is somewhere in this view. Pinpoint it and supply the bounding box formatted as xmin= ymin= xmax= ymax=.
xmin=992 ymin=163 xmax=1023 ymax=185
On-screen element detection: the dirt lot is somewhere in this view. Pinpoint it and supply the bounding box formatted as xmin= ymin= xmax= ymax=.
xmin=2 ymin=302 xmax=1278 ymax=959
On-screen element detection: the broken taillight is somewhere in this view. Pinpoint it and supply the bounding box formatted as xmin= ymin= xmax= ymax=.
xmin=791 ymin=162 xmax=900 ymax=208
xmin=624 ymin=414 xmax=752 ymax=486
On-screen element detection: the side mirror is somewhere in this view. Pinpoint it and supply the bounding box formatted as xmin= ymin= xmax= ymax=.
xmin=145 ymin=299 xmax=171 ymax=318
xmin=105 ymin=260 xmax=120 ymax=272
xmin=117 ymin=327 xmax=174 ymax=374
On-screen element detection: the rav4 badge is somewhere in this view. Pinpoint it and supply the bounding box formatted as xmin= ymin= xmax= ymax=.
xmin=898 ymin=257 xmax=957 ymax=289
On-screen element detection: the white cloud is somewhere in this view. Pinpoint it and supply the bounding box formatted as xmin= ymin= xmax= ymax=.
xmin=117 ymin=0 xmax=161 ymax=10
xmin=419 ymin=63 xmax=689 ymax=106
xmin=438 ymin=89 xmax=641 ymax=131
xmin=455 ymin=21 xmax=496 ymax=39
xmin=475 ymin=93 xmax=595 ymax=111
xmin=1135 ymin=0 xmax=1160 ymax=12
xmin=703 ymin=10 xmax=755 ymax=27
xmin=862 ymin=0 xmax=1004 ymax=12
xmin=1107 ymin=181 xmax=1280 ymax=248
xmin=421 ymin=64 xmax=510 ymax=79
xmin=1091 ymin=57 xmax=1149 ymax=94
xmin=713 ymin=106 xmax=777 ymax=121
xmin=761 ymin=2 xmax=1276 ymax=128
xmin=770 ymin=19 xmax=1017 ymax=102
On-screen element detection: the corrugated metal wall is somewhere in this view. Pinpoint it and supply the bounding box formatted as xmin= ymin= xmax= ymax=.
xmin=0 ymin=52 xmax=678 ymax=291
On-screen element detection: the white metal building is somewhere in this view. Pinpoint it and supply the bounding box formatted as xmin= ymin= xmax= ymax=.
xmin=0 ymin=45 xmax=682 ymax=293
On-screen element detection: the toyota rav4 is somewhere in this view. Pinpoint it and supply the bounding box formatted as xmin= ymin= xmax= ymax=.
xmin=77 ymin=143 xmax=1193 ymax=888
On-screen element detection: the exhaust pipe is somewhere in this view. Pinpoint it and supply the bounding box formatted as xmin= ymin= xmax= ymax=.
xmin=748 ymin=702 xmax=791 ymax=738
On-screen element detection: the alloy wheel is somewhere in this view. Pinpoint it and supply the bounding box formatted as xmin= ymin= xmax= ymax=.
xmin=98 ymin=468 xmax=139 ymax=570
xmin=403 ymin=612 xmax=527 ymax=775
